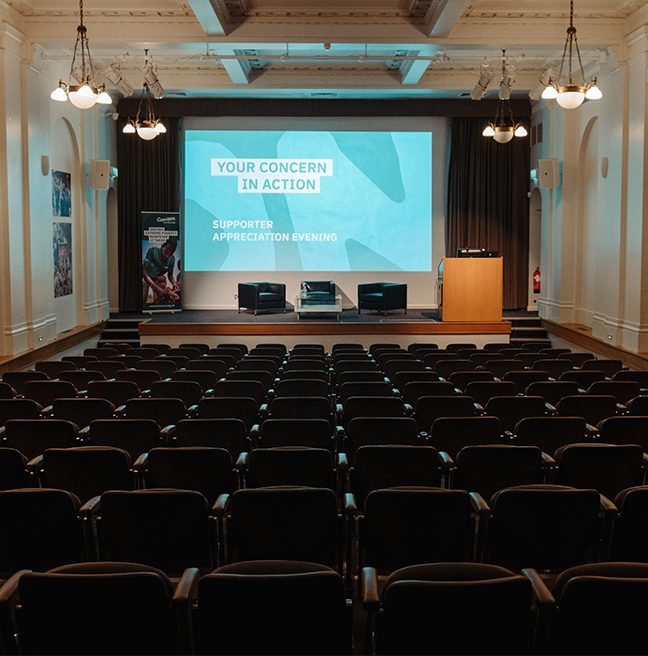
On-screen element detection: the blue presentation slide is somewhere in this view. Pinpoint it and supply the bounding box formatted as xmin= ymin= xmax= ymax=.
xmin=184 ymin=130 xmax=432 ymax=272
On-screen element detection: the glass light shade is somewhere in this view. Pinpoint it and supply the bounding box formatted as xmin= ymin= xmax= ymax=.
xmin=482 ymin=125 xmax=495 ymax=137
xmin=155 ymin=122 xmax=166 ymax=134
xmin=585 ymin=84 xmax=602 ymax=100
xmin=556 ymin=84 xmax=586 ymax=109
xmin=541 ymin=85 xmax=558 ymax=99
xmin=68 ymin=84 xmax=97 ymax=109
xmin=137 ymin=126 xmax=159 ymax=140
xmin=96 ymin=90 xmax=112 ymax=104
xmin=515 ymin=125 xmax=528 ymax=137
xmin=122 ymin=123 xmax=136 ymax=134
xmin=50 ymin=86 xmax=68 ymax=102
xmin=493 ymin=127 xmax=515 ymax=143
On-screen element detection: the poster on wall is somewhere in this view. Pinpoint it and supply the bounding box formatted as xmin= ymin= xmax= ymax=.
xmin=141 ymin=211 xmax=182 ymax=313
xmin=52 ymin=170 xmax=71 ymax=218
xmin=53 ymin=222 xmax=73 ymax=298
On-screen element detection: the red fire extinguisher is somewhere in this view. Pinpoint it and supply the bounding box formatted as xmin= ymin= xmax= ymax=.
xmin=533 ymin=267 xmax=541 ymax=294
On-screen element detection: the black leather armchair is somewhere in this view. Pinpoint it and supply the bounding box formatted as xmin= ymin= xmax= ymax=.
xmin=238 ymin=282 xmax=286 ymax=315
xmin=300 ymin=281 xmax=336 ymax=302
xmin=357 ymin=282 xmax=407 ymax=315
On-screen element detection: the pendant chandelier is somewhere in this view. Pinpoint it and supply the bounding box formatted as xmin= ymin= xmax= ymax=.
xmin=122 ymin=82 xmax=166 ymax=141
xmin=482 ymin=99 xmax=528 ymax=143
xmin=482 ymin=53 xmax=527 ymax=143
xmin=50 ymin=0 xmax=111 ymax=109
xmin=541 ymin=0 xmax=602 ymax=109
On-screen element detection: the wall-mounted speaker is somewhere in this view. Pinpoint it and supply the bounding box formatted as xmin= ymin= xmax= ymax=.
xmin=538 ymin=158 xmax=560 ymax=189
xmin=88 ymin=159 xmax=111 ymax=190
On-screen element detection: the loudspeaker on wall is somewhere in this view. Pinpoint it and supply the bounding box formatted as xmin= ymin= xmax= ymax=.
xmin=538 ymin=158 xmax=560 ymax=189
xmin=89 ymin=159 xmax=111 ymax=190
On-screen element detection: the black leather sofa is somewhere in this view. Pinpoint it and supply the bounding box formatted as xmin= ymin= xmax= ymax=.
xmin=238 ymin=282 xmax=286 ymax=315
xmin=357 ymin=282 xmax=407 ymax=315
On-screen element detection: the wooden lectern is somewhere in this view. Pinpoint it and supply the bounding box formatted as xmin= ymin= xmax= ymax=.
xmin=438 ymin=257 xmax=503 ymax=322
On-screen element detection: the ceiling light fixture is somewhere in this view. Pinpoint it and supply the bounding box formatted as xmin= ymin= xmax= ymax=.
xmin=482 ymin=99 xmax=528 ymax=143
xmin=122 ymin=82 xmax=166 ymax=141
xmin=483 ymin=54 xmax=527 ymax=143
xmin=98 ymin=61 xmax=134 ymax=98
xmin=50 ymin=0 xmax=111 ymax=109
xmin=498 ymin=51 xmax=515 ymax=100
xmin=470 ymin=62 xmax=496 ymax=100
xmin=529 ymin=64 xmax=559 ymax=101
xmin=141 ymin=50 xmax=165 ymax=99
xmin=541 ymin=0 xmax=602 ymax=109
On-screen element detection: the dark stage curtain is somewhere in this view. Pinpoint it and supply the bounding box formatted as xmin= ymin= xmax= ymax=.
xmin=117 ymin=117 xmax=181 ymax=312
xmin=447 ymin=117 xmax=530 ymax=310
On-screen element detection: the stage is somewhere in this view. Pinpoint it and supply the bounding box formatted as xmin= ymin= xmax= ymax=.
xmin=137 ymin=307 xmax=511 ymax=351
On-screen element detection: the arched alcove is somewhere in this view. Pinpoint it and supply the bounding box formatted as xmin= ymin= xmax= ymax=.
xmin=576 ymin=116 xmax=599 ymax=326
xmin=106 ymin=186 xmax=119 ymax=312
xmin=528 ymin=187 xmax=542 ymax=310
xmin=50 ymin=116 xmax=81 ymax=333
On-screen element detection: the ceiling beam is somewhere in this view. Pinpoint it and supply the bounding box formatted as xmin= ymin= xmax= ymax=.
xmin=400 ymin=58 xmax=431 ymax=84
xmin=214 ymin=46 xmax=251 ymax=84
xmin=186 ymin=0 xmax=230 ymax=36
xmin=422 ymin=0 xmax=474 ymax=37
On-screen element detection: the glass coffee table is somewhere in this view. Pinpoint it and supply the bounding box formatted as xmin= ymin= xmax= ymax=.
xmin=295 ymin=294 xmax=342 ymax=320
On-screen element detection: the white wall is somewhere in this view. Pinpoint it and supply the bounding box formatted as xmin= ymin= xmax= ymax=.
xmin=534 ymin=33 xmax=648 ymax=354
xmin=0 ymin=38 xmax=113 ymax=357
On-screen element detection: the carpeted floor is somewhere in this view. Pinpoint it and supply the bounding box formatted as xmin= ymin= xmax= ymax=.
xmin=126 ymin=307 xmax=442 ymax=324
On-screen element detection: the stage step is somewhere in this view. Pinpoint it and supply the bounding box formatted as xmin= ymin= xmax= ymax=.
xmin=506 ymin=314 xmax=551 ymax=347
xmin=97 ymin=318 xmax=143 ymax=349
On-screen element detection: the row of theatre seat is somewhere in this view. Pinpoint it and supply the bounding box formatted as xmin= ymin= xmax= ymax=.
xmin=4 ymin=556 xmax=648 ymax=655
xmin=0 ymin=339 xmax=647 ymax=653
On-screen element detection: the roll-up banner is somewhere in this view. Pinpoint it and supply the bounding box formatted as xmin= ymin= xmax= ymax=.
xmin=141 ymin=211 xmax=182 ymax=313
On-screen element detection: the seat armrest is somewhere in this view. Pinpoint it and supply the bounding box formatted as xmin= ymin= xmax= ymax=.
xmin=26 ymin=455 xmax=43 ymax=473
xmin=473 ymin=402 xmax=485 ymax=414
xmin=469 ymin=492 xmax=491 ymax=517
xmin=337 ymin=453 xmax=349 ymax=470
xmin=160 ymin=424 xmax=176 ymax=444
xmin=343 ymin=493 xmax=357 ymax=516
xmin=78 ymin=425 xmax=91 ymax=441
xmin=41 ymin=404 xmax=54 ymax=417
xmin=235 ymin=452 xmax=248 ymax=471
xmin=361 ymin=568 xmax=381 ymax=611
xmin=439 ymin=451 xmax=454 ymax=471
xmin=0 ymin=569 xmax=30 ymax=605
xmin=545 ymin=402 xmax=557 ymax=415
xmin=133 ymin=452 xmax=148 ymax=470
xmin=213 ymin=493 xmax=230 ymax=517
xmin=187 ymin=404 xmax=199 ymax=417
xmin=521 ymin=568 xmax=555 ymax=607
xmin=382 ymin=283 xmax=407 ymax=303
xmin=403 ymin=402 xmax=413 ymax=416
xmin=599 ymin=494 xmax=618 ymax=518
xmin=541 ymin=452 xmax=556 ymax=468
xmin=114 ymin=404 xmax=126 ymax=417
xmin=173 ymin=567 xmax=200 ymax=605
xmin=79 ymin=495 xmax=101 ymax=517
xmin=249 ymin=424 xmax=260 ymax=443
xmin=585 ymin=423 xmax=599 ymax=440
